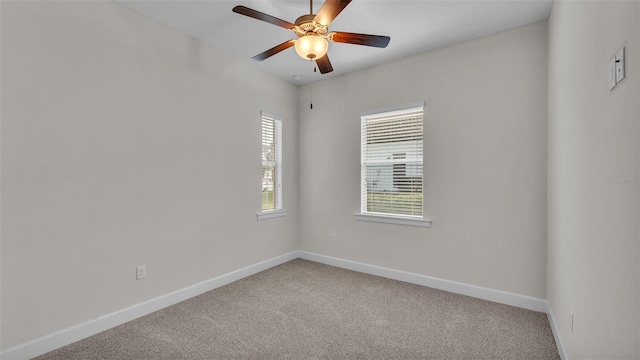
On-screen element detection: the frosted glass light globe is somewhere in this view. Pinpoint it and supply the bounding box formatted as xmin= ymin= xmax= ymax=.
xmin=295 ymin=34 xmax=329 ymax=60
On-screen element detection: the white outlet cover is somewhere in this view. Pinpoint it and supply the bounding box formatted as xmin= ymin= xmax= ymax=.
xmin=615 ymin=47 xmax=625 ymax=83
xmin=570 ymin=312 xmax=574 ymax=332
xmin=136 ymin=265 xmax=146 ymax=280
xmin=609 ymin=56 xmax=617 ymax=90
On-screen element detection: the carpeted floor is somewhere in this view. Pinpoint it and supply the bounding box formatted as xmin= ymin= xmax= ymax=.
xmin=35 ymin=259 xmax=559 ymax=359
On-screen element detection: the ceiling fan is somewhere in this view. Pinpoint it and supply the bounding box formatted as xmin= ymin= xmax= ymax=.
xmin=232 ymin=0 xmax=390 ymax=74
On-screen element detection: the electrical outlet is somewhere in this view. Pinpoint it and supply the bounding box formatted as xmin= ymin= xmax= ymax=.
xmin=615 ymin=47 xmax=625 ymax=83
xmin=331 ymin=233 xmax=337 ymax=242
xmin=570 ymin=312 xmax=574 ymax=332
xmin=136 ymin=265 xmax=146 ymax=280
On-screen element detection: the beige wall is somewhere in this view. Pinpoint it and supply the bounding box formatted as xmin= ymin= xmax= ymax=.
xmin=0 ymin=1 xmax=299 ymax=349
xmin=547 ymin=1 xmax=640 ymax=358
xmin=298 ymin=21 xmax=549 ymax=299
xmin=4 ymin=0 xmax=637 ymax=356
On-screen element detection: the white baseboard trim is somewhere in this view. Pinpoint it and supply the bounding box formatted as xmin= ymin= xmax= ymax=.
xmin=0 ymin=251 xmax=299 ymax=360
xmin=298 ymin=251 xmax=567 ymax=359
xmin=546 ymin=304 xmax=567 ymax=360
xmin=298 ymin=251 xmax=548 ymax=313
xmin=2 ymin=250 xmax=561 ymax=360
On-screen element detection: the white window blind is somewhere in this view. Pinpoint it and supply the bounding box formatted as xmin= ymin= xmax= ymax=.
xmin=261 ymin=114 xmax=282 ymax=211
xmin=361 ymin=105 xmax=424 ymax=218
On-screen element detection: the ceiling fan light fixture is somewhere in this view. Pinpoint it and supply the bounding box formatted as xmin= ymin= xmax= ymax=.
xmin=295 ymin=34 xmax=328 ymax=60
xmin=233 ymin=0 xmax=390 ymax=74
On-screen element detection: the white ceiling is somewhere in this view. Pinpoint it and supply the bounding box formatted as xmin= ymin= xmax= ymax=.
xmin=116 ymin=0 xmax=552 ymax=85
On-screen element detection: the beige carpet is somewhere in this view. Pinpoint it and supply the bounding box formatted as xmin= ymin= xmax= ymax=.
xmin=35 ymin=259 xmax=559 ymax=359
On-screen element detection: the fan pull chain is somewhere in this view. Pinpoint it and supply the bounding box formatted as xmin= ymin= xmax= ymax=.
xmin=310 ymin=65 xmax=316 ymax=109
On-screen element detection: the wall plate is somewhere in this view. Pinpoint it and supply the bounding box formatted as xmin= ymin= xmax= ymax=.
xmin=615 ymin=47 xmax=625 ymax=83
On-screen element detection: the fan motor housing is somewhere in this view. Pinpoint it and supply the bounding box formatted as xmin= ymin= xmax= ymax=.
xmin=294 ymin=14 xmax=328 ymax=36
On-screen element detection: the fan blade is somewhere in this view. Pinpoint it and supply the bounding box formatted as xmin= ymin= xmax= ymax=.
xmin=232 ymin=5 xmax=296 ymax=30
xmin=252 ymin=40 xmax=296 ymax=61
xmin=315 ymin=54 xmax=333 ymax=74
xmin=328 ymin=32 xmax=390 ymax=48
xmin=314 ymin=0 xmax=351 ymax=26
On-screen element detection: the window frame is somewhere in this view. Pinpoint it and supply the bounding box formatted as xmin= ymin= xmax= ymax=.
xmin=257 ymin=112 xmax=286 ymax=220
xmin=355 ymin=102 xmax=431 ymax=227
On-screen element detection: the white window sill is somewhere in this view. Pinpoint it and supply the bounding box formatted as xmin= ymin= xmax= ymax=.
xmin=257 ymin=209 xmax=287 ymax=221
xmin=354 ymin=213 xmax=432 ymax=227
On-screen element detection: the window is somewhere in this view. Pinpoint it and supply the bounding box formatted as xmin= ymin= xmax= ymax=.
xmin=357 ymin=103 xmax=430 ymax=227
xmin=259 ymin=113 xmax=285 ymax=219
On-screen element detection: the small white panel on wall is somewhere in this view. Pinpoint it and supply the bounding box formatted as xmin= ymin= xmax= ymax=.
xmin=615 ymin=47 xmax=625 ymax=83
